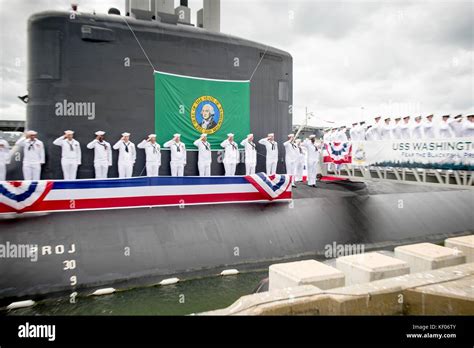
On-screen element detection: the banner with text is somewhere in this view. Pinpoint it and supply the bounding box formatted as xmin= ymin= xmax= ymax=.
xmin=349 ymin=138 xmax=474 ymax=170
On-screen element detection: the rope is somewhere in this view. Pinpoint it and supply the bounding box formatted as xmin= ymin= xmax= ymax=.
xmin=249 ymin=45 xmax=268 ymax=81
xmin=122 ymin=17 xmax=156 ymax=72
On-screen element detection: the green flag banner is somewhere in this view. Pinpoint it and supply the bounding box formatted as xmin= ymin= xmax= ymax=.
xmin=154 ymin=71 xmax=250 ymax=149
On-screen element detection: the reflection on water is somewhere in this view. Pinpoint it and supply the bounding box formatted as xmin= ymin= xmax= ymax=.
xmin=7 ymin=271 xmax=266 ymax=316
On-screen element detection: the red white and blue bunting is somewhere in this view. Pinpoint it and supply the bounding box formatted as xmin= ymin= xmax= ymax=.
xmin=0 ymin=173 xmax=292 ymax=216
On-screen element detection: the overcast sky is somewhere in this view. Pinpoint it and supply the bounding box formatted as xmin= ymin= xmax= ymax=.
xmin=0 ymin=0 xmax=472 ymax=127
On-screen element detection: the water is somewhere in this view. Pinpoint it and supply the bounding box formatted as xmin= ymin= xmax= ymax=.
xmin=6 ymin=271 xmax=266 ymax=316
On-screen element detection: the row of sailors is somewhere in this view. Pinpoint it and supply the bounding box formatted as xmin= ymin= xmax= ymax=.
xmin=325 ymin=114 xmax=474 ymax=142
xmin=0 ymin=131 xmax=321 ymax=187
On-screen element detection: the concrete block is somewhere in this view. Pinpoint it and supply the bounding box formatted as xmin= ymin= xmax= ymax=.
xmin=269 ymin=259 xmax=345 ymax=291
xmin=445 ymin=235 xmax=474 ymax=263
xmin=335 ymin=252 xmax=409 ymax=285
xmin=395 ymin=242 xmax=465 ymax=273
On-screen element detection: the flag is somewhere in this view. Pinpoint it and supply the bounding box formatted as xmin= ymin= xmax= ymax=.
xmin=154 ymin=71 xmax=250 ymax=149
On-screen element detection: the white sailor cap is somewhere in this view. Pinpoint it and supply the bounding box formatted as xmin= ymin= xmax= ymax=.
xmin=148 ymin=134 xmax=157 ymax=138
xmin=173 ymin=133 xmax=181 ymax=137
xmin=267 ymin=133 xmax=274 ymax=137
xmin=121 ymin=132 xmax=131 ymax=137
xmin=227 ymin=133 xmax=234 ymax=137
xmin=309 ymin=134 xmax=316 ymax=138
xmin=201 ymin=133 xmax=208 ymax=137
xmin=288 ymin=133 xmax=295 ymax=137
xmin=26 ymin=130 xmax=38 ymax=136
xmin=247 ymin=133 xmax=254 ymax=137
xmin=95 ymin=131 xmax=105 ymax=136
xmin=64 ymin=130 xmax=74 ymax=135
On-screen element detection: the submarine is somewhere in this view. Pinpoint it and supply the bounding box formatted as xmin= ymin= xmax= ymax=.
xmin=0 ymin=2 xmax=472 ymax=303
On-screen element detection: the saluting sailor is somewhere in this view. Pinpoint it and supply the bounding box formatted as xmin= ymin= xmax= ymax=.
xmin=380 ymin=117 xmax=392 ymax=139
xmin=450 ymin=115 xmax=464 ymax=137
xmin=137 ymin=134 xmax=161 ymax=177
xmin=258 ymin=133 xmax=278 ymax=175
xmin=164 ymin=134 xmax=186 ymax=176
xmin=411 ymin=116 xmax=423 ymax=139
xmin=0 ymin=131 xmax=11 ymax=181
xmin=113 ymin=132 xmax=136 ymax=178
xmin=391 ymin=117 xmax=402 ymax=139
xmin=295 ymin=139 xmax=306 ymax=183
xmin=462 ymin=115 xmax=474 ymax=137
xmin=423 ymin=114 xmax=436 ymax=139
xmin=15 ymin=130 xmax=45 ymax=180
xmin=240 ymin=133 xmax=257 ymax=175
xmin=86 ymin=131 xmax=112 ymax=179
xmin=53 ymin=130 xmax=81 ymax=180
xmin=400 ymin=116 xmax=411 ymax=139
xmin=283 ymin=133 xmax=299 ymax=186
xmin=193 ymin=133 xmax=212 ymax=176
xmin=357 ymin=121 xmax=367 ymax=141
xmin=349 ymin=123 xmax=359 ymax=141
xmin=438 ymin=115 xmax=454 ymax=138
xmin=302 ymin=135 xmax=320 ymax=187
xmin=371 ymin=116 xmax=383 ymax=140
xmin=220 ymin=133 xmax=239 ymax=176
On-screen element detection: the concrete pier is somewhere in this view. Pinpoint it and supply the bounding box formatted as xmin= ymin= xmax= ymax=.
xmin=445 ymin=235 xmax=474 ymax=263
xmin=394 ymin=242 xmax=466 ymax=273
xmin=269 ymin=260 xmax=345 ymax=291
xmin=335 ymin=252 xmax=410 ymax=285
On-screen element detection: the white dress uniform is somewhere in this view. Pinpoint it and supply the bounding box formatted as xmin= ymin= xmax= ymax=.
xmin=365 ymin=127 xmax=376 ymax=141
xmin=220 ymin=138 xmax=239 ymax=176
xmin=323 ymin=132 xmax=331 ymax=143
xmin=283 ymin=139 xmax=299 ymax=181
xmin=113 ymin=140 xmax=136 ymax=178
xmin=258 ymin=137 xmax=278 ymax=175
xmin=163 ymin=139 xmax=186 ymax=176
xmin=0 ymin=139 xmax=11 ymax=181
xmin=370 ymin=122 xmax=382 ymax=140
xmin=349 ymin=126 xmax=358 ymax=141
xmin=438 ymin=120 xmax=454 ymax=138
xmin=380 ymin=122 xmax=393 ymax=139
xmin=15 ymin=137 xmax=45 ymax=180
xmin=53 ymin=136 xmax=81 ymax=180
xmin=400 ymin=122 xmax=411 ymax=139
xmin=137 ymin=140 xmax=161 ymax=177
xmin=391 ymin=123 xmax=402 ymax=139
xmin=422 ymin=121 xmax=436 ymax=139
xmin=462 ymin=120 xmax=474 ymax=137
xmin=295 ymin=144 xmax=306 ymax=182
xmin=356 ymin=126 xmax=366 ymax=141
xmin=240 ymin=138 xmax=257 ymax=175
xmin=86 ymin=139 xmax=112 ymax=179
xmin=449 ymin=119 xmax=464 ymax=137
xmin=302 ymin=139 xmax=320 ymax=186
xmin=334 ymin=129 xmax=348 ymax=142
xmin=411 ymin=122 xmax=423 ymax=139
xmin=193 ymin=138 xmax=212 ymax=176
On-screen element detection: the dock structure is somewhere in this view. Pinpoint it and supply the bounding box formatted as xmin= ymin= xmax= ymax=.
xmin=202 ymin=234 xmax=474 ymax=315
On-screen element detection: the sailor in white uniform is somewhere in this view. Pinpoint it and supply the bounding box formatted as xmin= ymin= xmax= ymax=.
xmin=462 ymin=114 xmax=474 ymax=137
xmin=113 ymin=132 xmax=136 ymax=178
xmin=349 ymin=123 xmax=359 ymax=141
xmin=137 ymin=134 xmax=161 ymax=177
xmin=164 ymin=134 xmax=187 ymax=176
xmin=370 ymin=116 xmax=383 ymax=140
xmin=220 ymin=133 xmax=239 ymax=176
xmin=357 ymin=122 xmax=367 ymax=141
xmin=87 ymin=131 xmax=112 ymax=179
xmin=411 ymin=116 xmax=423 ymax=139
xmin=295 ymin=139 xmax=306 ymax=182
xmin=335 ymin=126 xmax=348 ymax=142
xmin=193 ymin=133 xmax=212 ymax=176
xmin=400 ymin=116 xmax=411 ymax=139
xmin=391 ymin=117 xmax=402 ymax=139
xmin=258 ymin=133 xmax=278 ymax=175
xmin=438 ymin=115 xmax=454 ymax=138
xmin=240 ymin=133 xmax=257 ymax=175
xmin=15 ymin=130 xmax=45 ymax=180
xmin=365 ymin=125 xmax=376 ymax=141
xmin=283 ymin=134 xmax=299 ymax=186
xmin=53 ymin=130 xmax=81 ymax=180
xmin=380 ymin=117 xmax=392 ymax=139
xmin=302 ymin=135 xmax=320 ymax=187
xmin=0 ymin=132 xmax=11 ymax=181
xmin=323 ymin=129 xmax=331 ymax=143
xmin=450 ymin=115 xmax=464 ymax=137
xmin=422 ymin=114 xmax=436 ymax=139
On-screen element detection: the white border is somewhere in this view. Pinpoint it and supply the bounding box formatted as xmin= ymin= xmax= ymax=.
xmin=154 ymin=70 xmax=250 ymax=83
